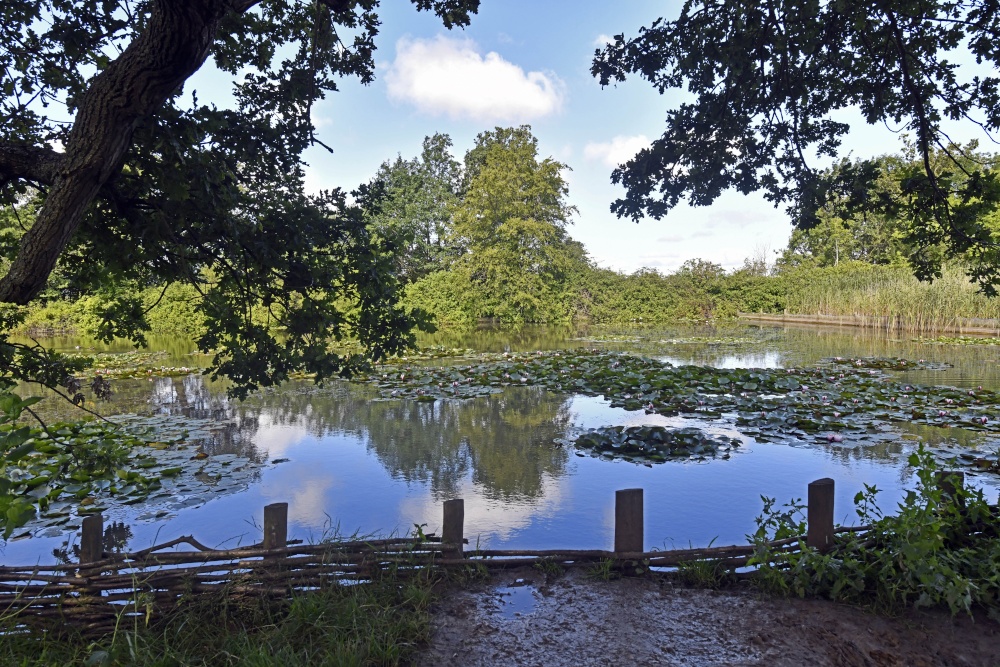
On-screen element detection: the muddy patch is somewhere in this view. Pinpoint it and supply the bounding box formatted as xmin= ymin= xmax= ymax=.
xmin=416 ymin=569 xmax=1000 ymax=667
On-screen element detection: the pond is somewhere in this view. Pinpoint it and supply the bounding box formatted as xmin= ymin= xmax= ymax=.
xmin=4 ymin=323 xmax=1000 ymax=564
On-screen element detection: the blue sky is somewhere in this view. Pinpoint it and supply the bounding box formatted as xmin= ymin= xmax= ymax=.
xmin=187 ymin=1 xmax=985 ymax=274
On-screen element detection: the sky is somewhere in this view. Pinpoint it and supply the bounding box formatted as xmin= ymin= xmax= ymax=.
xmin=185 ymin=0 xmax=985 ymax=275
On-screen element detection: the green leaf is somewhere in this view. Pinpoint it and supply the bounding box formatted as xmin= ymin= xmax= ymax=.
xmin=4 ymin=438 xmax=36 ymax=463
xmin=1 ymin=426 xmax=32 ymax=451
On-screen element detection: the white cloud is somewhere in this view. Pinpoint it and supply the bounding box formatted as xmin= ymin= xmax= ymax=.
xmin=398 ymin=474 xmax=570 ymax=546
xmin=593 ymin=34 xmax=615 ymax=47
xmin=385 ymin=35 xmax=565 ymax=122
xmin=583 ymin=134 xmax=650 ymax=168
xmin=311 ymin=109 xmax=332 ymax=129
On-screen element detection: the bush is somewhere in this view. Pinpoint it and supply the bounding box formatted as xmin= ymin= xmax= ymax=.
xmin=403 ymin=270 xmax=480 ymax=327
xmin=750 ymin=446 xmax=1000 ymax=618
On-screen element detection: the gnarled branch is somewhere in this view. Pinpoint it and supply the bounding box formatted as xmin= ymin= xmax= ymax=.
xmin=0 ymin=141 xmax=64 ymax=188
xmin=0 ymin=0 xmax=231 ymax=304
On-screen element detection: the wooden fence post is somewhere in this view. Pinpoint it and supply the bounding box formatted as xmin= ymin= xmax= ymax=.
xmin=442 ymin=499 xmax=464 ymax=557
xmin=807 ymin=478 xmax=835 ymax=553
xmin=80 ymin=513 xmax=103 ymax=564
xmin=936 ymin=471 xmax=966 ymax=509
xmin=614 ymin=488 xmax=643 ymax=554
xmin=263 ymin=503 xmax=288 ymax=561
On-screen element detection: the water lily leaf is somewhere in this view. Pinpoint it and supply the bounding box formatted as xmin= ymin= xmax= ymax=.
xmin=26 ymin=485 xmax=51 ymax=500
xmin=4 ymin=437 xmax=37 ymax=463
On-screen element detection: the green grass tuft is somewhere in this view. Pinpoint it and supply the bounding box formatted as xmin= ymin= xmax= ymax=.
xmin=0 ymin=574 xmax=436 ymax=667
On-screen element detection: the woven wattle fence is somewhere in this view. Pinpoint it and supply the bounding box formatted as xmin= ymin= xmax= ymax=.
xmin=0 ymin=476 xmax=904 ymax=637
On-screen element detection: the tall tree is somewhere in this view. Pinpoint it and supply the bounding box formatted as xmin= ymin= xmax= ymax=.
xmin=0 ymin=0 xmax=479 ymax=397
xmin=592 ymin=0 xmax=1000 ymax=291
xmin=367 ymin=133 xmax=462 ymax=283
xmin=452 ymin=126 xmax=586 ymax=322
xmin=780 ymin=142 xmax=1000 ymax=269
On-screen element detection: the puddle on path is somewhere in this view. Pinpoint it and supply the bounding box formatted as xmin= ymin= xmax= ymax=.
xmin=490 ymin=578 xmax=539 ymax=619
xmin=418 ymin=568 xmax=1000 ymax=667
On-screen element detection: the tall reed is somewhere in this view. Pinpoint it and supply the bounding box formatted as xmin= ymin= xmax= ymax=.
xmin=781 ymin=262 xmax=1000 ymax=333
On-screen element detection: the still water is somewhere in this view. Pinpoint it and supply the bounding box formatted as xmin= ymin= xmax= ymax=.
xmin=5 ymin=324 xmax=1000 ymax=563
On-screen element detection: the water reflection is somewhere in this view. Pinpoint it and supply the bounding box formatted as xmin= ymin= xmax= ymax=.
xmin=244 ymin=384 xmax=571 ymax=502
xmin=6 ymin=323 xmax=1000 ymax=564
xmin=7 ymin=334 xmax=205 ymax=366
xmin=897 ymin=421 xmax=992 ymax=448
xmin=363 ymin=388 xmax=570 ymax=501
xmin=416 ymin=324 xmax=583 ymax=353
xmin=52 ymin=521 xmax=133 ymax=565
xmin=660 ymin=351 xmax=785 ymax=369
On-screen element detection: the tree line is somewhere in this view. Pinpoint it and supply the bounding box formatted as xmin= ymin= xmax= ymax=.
xmin=4 ymin=0 xmax=1000 ymax=397
xmin=9 ymin=126 xmax=1000 ymax=337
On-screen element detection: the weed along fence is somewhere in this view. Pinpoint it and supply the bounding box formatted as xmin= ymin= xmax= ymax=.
xmin=0 ymin=474 xmax=971 ymax=637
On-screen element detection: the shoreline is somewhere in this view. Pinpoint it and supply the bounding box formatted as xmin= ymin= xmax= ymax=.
xmin=739 ymin=311 xmax=1000 ymax=336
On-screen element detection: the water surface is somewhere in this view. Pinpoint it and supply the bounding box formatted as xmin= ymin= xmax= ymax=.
xmin=4 ymin=324 xmax=1000 ymax=564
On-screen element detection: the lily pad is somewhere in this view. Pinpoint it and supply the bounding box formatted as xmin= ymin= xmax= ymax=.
xmin=570 ymin=425 xmax=741 ymax=464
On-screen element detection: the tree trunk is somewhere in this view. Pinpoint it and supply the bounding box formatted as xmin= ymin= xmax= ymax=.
xmin=0 ymin=0 xmax=234 ymax=304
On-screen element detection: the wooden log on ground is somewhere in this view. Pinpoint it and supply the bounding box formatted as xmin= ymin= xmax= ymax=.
xmin=263 ymin=503 xmax=288 ymax=566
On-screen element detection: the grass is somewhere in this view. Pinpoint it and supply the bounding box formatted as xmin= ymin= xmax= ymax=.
xmin=675 ymin=559 xmax=734 ymax=589
xmin=0 ymin=573 xmax=436 ymax=667
xmin=782 ymin=262 xmax=1000 ymax=332
xmin=586 ymin=558 xmax=620 ymax=581
xmin=533 ymin=559 xmax=565 ymax=577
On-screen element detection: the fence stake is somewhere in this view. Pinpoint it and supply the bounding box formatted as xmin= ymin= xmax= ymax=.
xmin=442 ymin=499 xmax=464 ymax=556
xmin=807 ymin=478 xmax=835 ymax=553
xmin=936 ymin=471 xmax=966 ymax=509
xmin=614 ymin=488 xmax=643 ymax=553
xmin=80 ymin=513 xmax=103 ymax=564
xmin=263 ymin=503 xmax=288 ymax=559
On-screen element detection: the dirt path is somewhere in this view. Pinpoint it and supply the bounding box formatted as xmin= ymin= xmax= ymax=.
xmin=414 ymin=568 xmax=1000 ymax=667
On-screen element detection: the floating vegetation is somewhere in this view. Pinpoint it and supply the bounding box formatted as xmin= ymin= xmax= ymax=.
xmin=361 ymin=349 xmax=1000 ymax=475
xmin=68 ymin=350 xmax=169 ymax=369
xmin=656 ymin=336 xmax=763 ymax=347
xmin=66 ymin=350 xmax=200 ymax=379
xmin=925 ymin=441 xmax=1000 ymax=473
xmin=573 ymin=328 xmax=782 ymax=350
xmin=568 ymin=425 xmax=741 ymax=464
xmin=1 ymin=403 xmax=260 ymax=538
xmin=392 ymin=345 xmax=477 ymax=361
xmin=915 ymin=335 xmax=1000 ymax=347
xmin=572 ymin=334 xmax=643 ymax=343
xmin=820 ymin=356 xmax=953 ymax=371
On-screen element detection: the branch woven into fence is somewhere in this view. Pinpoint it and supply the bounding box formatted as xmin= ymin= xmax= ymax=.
xmin=0 ymin=524 xmax=874 ymax=637
xmin=0 ymin=533 xmax=455 ymax=634
xmin=2 ymin=472 xmax=980 ymax=638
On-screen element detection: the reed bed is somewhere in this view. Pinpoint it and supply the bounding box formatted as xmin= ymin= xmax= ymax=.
xmin=781 ymin=263 xmax=1000 ymax=333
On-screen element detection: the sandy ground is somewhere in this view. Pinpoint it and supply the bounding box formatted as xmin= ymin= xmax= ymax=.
xmin=414 ymin=568 xmax=1000 ymax=667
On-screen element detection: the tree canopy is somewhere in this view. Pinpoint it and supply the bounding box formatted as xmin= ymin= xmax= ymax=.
xmin=592 ymin=0 xmax=1000 ymax=291
xmin=0 ymin=0 xmax=479 ymax=398
xmin=778 ymin=141 xmax=1000 ymax=270
xmin=451 ymin=126 xmax=586 ymax=322
xmin=381 ymin=126 xmax=588 ymax=324
xmin=365 ymin=133 xmax=462 ymax=284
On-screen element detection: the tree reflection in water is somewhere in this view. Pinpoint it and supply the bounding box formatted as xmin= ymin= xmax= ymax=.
xmin=363 ymin=387 xmax=571 ymax=502
xmin=52 ymin=521 xmax=133 ymax=565
xmin=243 ymin=383 xmax=571 ymax=502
